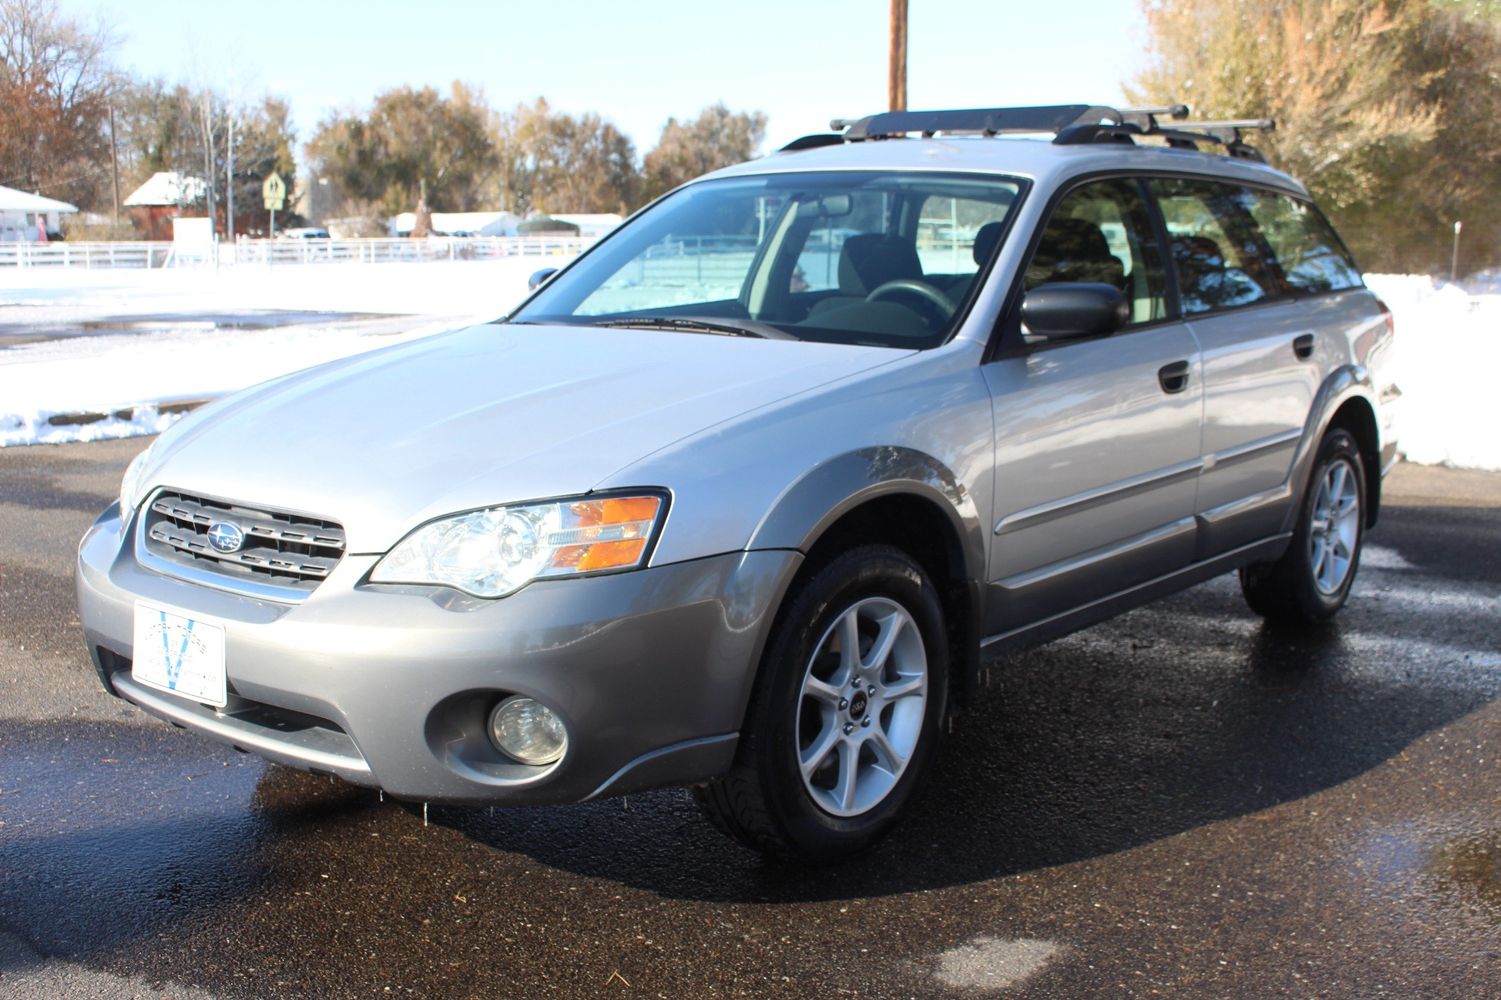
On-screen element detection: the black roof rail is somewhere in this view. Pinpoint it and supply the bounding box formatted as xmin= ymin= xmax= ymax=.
xmin=836 ymin=105 xmax=1121 ymax=141
xmin=779 ymin=133 xmax=844 ymax=153
xmin=823 ymin=102 xmax=1275 ymax=162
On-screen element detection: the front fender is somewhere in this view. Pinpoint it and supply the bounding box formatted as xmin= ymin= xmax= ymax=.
xmin=746 ymin=445 xmax=986 ymax=583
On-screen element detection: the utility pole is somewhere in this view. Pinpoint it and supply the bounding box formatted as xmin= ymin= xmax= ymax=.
xmin=108 ymin=104 xmax=121 ymax=226
xmin=225 ymin=115 xmax=235 ymax=245
xmin=1451 ymin=220 xmax=1462 ymax=284
xmin=200 ymin=91 xmax=216 ymax=243
xmin=889 ymin=0 xmax=908 ymax=112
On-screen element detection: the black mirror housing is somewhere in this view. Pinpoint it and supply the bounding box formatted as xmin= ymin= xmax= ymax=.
xmin=1021 ymin=282 xmax=1129 ymax=340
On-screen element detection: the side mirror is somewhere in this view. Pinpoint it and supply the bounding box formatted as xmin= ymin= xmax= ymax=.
xmin=1020 ymin=282 xmax=1129 ymax=340
xmin=528 ymin=267 xmax=559 ymax=291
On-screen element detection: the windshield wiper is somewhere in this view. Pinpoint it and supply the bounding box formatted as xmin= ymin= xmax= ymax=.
xmin=587 ymin=316 xmax=798 ymax=341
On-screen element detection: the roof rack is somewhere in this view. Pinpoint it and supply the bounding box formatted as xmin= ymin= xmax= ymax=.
xmin=783 ymin=103 xmax=1275 ymax=162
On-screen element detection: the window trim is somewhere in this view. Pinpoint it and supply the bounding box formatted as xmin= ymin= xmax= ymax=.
xmin=983 ymin=168 xmax=1365 ymax=362
xmin=984 ymin=170 xmax=1183 ymax=363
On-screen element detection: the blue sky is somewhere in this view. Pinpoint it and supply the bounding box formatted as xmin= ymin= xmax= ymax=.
xmin=88 ymin=0 xmax=1150 ymax=156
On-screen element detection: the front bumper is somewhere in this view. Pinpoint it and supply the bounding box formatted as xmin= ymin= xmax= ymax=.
xmin=77 ymin=503 xmax=800 ymax=804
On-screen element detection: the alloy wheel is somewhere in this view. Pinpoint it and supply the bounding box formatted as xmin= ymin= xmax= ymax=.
xmin=795 ymin=597 xmax=928 ymax=818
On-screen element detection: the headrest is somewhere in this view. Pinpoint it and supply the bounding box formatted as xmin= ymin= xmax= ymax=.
xmin=972 ymin=221 xmax=1004 ymax=266
xmin=838 ymin=235 xmax=923 ymax=295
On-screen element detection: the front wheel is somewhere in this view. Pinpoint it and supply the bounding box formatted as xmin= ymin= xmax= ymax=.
xmin=1240 ymin=428 xmax=1366 ymax=625
xmin=694 ymin=544 xmax=949 ymax=862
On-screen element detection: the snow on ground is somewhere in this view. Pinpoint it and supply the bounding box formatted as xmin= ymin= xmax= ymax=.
xmin=1365 ymin=273 xmax=1499 ymax=471
xmin=0 ymin=260 xmax=1496 ymax=471
xmin=0 ymin=258 xmax=549 ymax=447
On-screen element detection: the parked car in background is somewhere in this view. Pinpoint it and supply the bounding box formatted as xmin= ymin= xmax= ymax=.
xmin=78 ymin=104 xmax=1397 ymax=861
xmin=278 ymin=227 xmax=330 ymax=240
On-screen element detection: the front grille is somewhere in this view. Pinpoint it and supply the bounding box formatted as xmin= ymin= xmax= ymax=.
xmin=142 ymin=490 xmax=346 ymax=593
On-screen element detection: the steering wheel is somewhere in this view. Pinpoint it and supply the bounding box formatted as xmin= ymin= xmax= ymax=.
xmin=864 ymin=279 xmax=957 ymax=321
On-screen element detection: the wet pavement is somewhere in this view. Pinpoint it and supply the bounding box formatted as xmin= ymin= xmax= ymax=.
xmin=1 ymin=439 xmax=1497 ymax=998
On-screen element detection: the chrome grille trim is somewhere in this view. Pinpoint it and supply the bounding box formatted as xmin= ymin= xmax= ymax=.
xmin=138 ymin=489 xmax=346 ymax=601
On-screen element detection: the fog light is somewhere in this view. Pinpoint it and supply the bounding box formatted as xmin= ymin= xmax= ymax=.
xmin=488 ymin=696 xmax=567 ymax=765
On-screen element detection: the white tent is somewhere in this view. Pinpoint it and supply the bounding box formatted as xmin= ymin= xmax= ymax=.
xmin=123 ymin=172 xmax=207 ymax=207
xmin=0 ymin=184 xmax=78 ymax=242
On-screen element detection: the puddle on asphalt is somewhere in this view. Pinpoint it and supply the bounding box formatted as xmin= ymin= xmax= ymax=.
xmin=1427 ymin=830 xmax=1501 ymax=921
xmin=1352 ymin=819 xmax=1501 ymax=931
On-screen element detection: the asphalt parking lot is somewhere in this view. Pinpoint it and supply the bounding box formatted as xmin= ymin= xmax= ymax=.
xmin=1 ymin=438 xmax=1497 ymax=999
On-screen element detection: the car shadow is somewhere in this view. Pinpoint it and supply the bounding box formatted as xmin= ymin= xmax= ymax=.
xmin=429 ymin=579 xmax=1500 ymax=902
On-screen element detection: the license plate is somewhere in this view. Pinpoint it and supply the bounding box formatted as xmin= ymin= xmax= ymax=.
xmin=132 ymin=602 xmax=227 ymax=708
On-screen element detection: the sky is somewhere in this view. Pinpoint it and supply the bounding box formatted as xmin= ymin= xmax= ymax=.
xmin=85 ymin=0 xmax=1150 ymax=163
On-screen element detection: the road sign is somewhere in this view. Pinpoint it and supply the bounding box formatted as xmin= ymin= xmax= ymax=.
xmin=262 ymin=173 xmax=286 ymax=212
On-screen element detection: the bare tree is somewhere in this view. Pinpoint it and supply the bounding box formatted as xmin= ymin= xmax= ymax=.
xmin=641 ymin=104 xmax=767 ymax=202
xmin=0 ymin=0 xmax=118 ymax=207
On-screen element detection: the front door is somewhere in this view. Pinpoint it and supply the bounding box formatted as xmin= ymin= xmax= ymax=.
xmin=983 ymin=177 xmax=1203 ymax=636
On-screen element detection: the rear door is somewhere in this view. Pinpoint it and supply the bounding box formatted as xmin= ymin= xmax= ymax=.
xmin=1149 ymin=178 xmax=1361 ymax=556
xmin=982 ymin=177 xmax=1203 ymax=635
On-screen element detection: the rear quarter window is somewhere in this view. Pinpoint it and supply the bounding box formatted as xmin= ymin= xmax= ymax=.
xmin=1243 ymin=192 xmax=1363 ymax=294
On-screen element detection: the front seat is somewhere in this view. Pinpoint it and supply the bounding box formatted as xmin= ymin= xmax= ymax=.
xmin=1025 ymin=218 xmax=1125 ymax=290
xmin=810 ymin=234 xmax=925 ymax=314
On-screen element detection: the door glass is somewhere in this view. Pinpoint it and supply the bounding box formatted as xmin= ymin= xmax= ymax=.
xmin=1023 ymin=179 xmax=1167 ymax=326
xmin=1244 ymin=191 xmax=1362 ymax=293
xmin=1150 ymin=178 xmax=1287 ymax=314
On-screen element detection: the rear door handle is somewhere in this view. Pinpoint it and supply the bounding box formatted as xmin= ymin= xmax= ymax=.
xmin=1158 ymin=360 xmax=1191 ymax=394
xmin=1293 ymin=333 xmax=1315 ymax=360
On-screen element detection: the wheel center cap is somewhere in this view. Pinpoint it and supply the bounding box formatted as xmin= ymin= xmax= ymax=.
xmin=848 ymin=691 xmax=868 ymax=720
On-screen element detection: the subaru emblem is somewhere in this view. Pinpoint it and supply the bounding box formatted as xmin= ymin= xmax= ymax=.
xmin=207 ymin=520 xmax=245 ymax=554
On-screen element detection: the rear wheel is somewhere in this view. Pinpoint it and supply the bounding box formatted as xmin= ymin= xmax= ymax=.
xmin=1240 ymin=428 xmax=1366 ymax=625
xmin=694 ymin=544 xmax=948 ymax=862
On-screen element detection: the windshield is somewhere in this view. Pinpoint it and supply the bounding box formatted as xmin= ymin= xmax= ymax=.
xmin=510 ymin=170 xmax=1025 ymax=349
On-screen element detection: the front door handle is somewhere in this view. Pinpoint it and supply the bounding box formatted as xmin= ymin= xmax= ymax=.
xmin=1293 ymin=333 xmax=1315 ymax=360
xmin=1158 ymin=360 xmax=1191 ymax=394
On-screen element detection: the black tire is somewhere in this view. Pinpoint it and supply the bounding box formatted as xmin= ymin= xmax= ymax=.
xmin=694 ymin=544 xmax=949 ymax=863
xmin=1240 ymin=428 xmax=1366 ymax=626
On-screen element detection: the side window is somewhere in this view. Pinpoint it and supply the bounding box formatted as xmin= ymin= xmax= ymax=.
xmin=1149 ymin=178 xmax=1286 ymax=315
xmin=1024 ymin=178 xmax=1167 ymax=326
xmin=1244 ymin=192 xmax=1362 ymax=294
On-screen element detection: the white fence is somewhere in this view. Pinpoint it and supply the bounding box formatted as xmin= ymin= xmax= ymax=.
xmin=0 ymin=236 xmax=594 ymax=269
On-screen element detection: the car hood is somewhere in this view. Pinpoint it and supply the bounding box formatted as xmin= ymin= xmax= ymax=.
xmin=140 ymin=322 xmax=909 ymax=552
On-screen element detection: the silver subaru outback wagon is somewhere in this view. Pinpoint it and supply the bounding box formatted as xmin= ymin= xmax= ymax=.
xmin=77 ymin=105 xmax=1399 ymax=861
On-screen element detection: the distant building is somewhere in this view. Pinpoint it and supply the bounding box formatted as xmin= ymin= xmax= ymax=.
xmin=385 ymin=211 xmax=623 ymax=239
xmin=549 ymin=214 xmax=623 ymax=239
xmin=0 ymin=184 xmax=78 ymax=242
xmin=389 ymin=210 xmax=523 ymax=238
xmin=123 ymin=172 xmax=208 ymax=241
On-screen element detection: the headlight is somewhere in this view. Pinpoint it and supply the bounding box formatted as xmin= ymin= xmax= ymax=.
xmin=119 ymin=445 xmax=154 ymax=519
xmin=369 ymin=493 xmax=665 ymax=598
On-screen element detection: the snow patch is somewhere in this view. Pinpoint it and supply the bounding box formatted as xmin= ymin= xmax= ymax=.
xmin=932 ymin=935 xmax=1062 ymax=992
xmin=1365 ymin=274 xmax=1499 ymax=472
